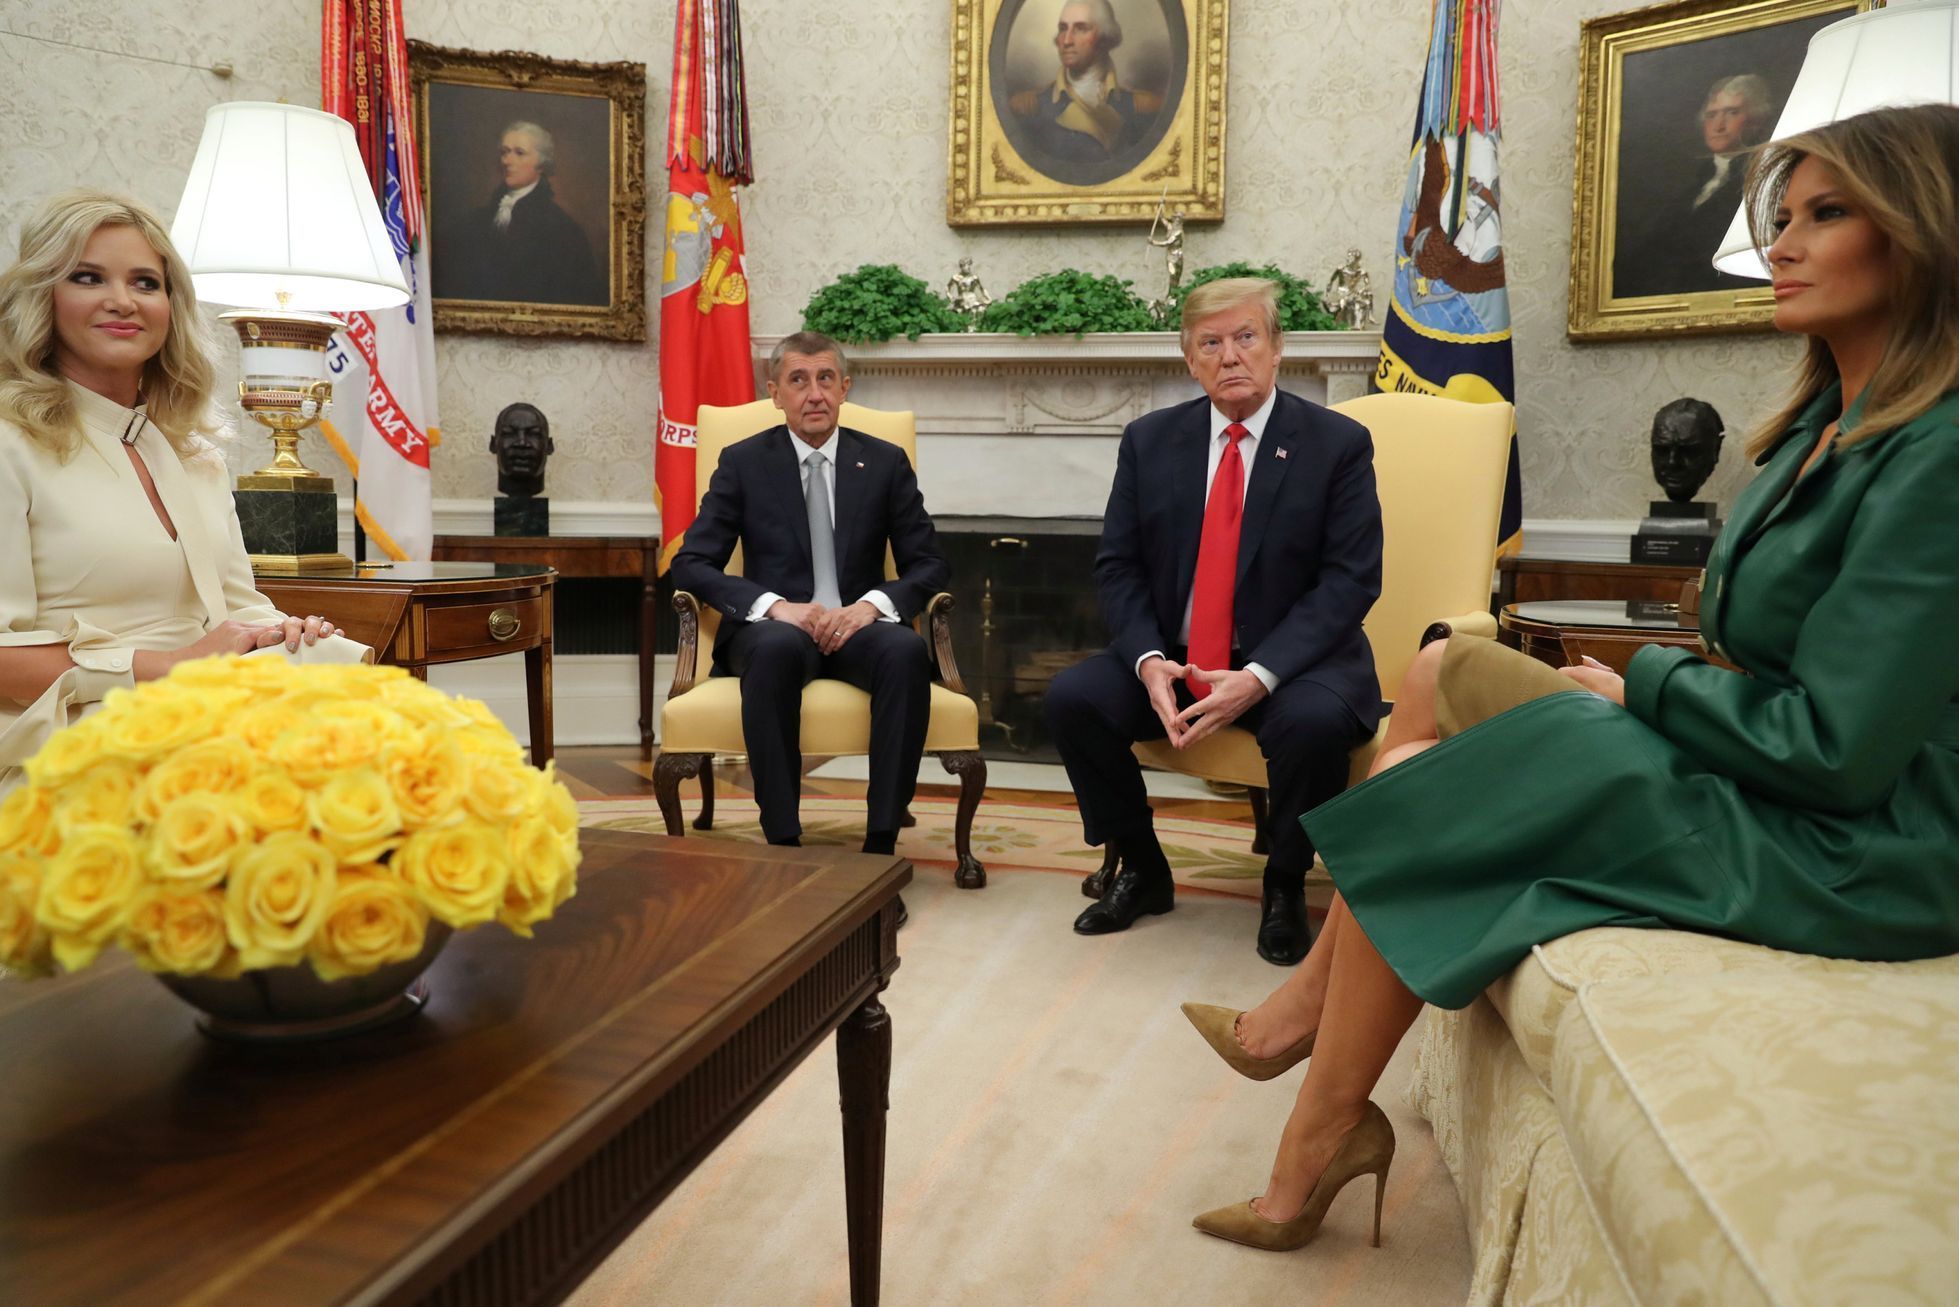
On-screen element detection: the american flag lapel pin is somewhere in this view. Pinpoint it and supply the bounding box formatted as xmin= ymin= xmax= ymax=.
xmin=1275 ymin=447 xmax=1288 ymax=460
xmin=855 ymin=461 xmax=865 ymax=469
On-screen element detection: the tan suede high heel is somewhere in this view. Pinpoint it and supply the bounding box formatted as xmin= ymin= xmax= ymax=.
xmin=1180 ymin=1002 xmax=1315 ymax=1081
xmin=1191 ymin=1101 xmax=1396 ymax=1252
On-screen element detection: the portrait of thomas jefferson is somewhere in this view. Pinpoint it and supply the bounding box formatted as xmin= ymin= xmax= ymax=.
xmin=432 ymin=116 xmax=608 ymax=308
xmin=1604 ymin=10 xmax=1835 ymax=303
xmin=1613 ymin=73 xmax=1775 ymax=299
xmin=992 ymin=0 xmax=1185 ymax=188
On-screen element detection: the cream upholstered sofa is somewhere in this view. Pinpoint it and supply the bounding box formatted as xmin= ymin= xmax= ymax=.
xmin=1409 ymin=928 xmax=1959 ymax=1305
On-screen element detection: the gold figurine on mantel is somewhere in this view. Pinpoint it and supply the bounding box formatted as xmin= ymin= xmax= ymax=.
xmin=946 ymin=257 xmax=992 ymax=328
xmin=1146 ymin=187 xmax=1186 ymax=319
xmin=1323 ymin=248 xmax=1376 ymax=330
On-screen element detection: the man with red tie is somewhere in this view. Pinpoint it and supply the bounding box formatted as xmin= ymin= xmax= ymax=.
xmin=1046 ymin=279 xmax=1383 ymax=963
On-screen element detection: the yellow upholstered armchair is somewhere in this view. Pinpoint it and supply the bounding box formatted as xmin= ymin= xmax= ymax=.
xmin=1085 ymin=391 xmax=1514 ymax=893
xmin=655 ymin=399 xmax=988 ymax=888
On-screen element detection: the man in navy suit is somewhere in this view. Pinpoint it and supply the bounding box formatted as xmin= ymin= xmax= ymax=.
xmin=1046 ymin=280 xmax=1383 ymax=964
xmin=672 ymin=332 xmax=948 ymax=858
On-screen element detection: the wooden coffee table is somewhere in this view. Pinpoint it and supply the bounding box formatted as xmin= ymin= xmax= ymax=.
xmin=0 ymin=831 xmax=907 ymax=1306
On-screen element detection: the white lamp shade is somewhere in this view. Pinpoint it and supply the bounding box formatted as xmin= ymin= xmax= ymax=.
xmin=1712 ymin=0 xmax=1959 ymax=278
xmin=171 ymin=101 xmax=410 ymax=311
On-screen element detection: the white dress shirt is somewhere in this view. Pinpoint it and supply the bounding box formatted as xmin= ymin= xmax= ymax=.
xmin=746 ymin=433 xmax=900 ymax=623
xmin=1138 ymin=385 xmax=1280 ymax=693
xmin=494 ymin=181 xmax=539 ymax=231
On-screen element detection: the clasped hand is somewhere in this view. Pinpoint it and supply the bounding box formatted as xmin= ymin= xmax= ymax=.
xmin=1557 ymin=655 xmax=1626 ymax=705
xmin=182 ymin=614 xmax=338 ymax=661
xmin=1142 ymin=657 xmax=1268 ymax=748
xmin=768 ymin=599 xmax=879 ymax=654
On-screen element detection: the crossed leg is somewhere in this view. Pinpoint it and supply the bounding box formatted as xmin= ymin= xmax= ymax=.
xmin=1212 ymin=638 xmax=1453 ymax=1222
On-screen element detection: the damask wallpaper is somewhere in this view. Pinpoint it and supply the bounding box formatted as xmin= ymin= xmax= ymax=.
xmin=0 ymin=0 xmax=1799 ymax=523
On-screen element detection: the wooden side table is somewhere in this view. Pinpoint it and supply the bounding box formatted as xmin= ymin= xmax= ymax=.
xmin=1497 ymin=556 xmax=1700 ymax=608
xmin=1499 ymin=599 xmax=1710 ymax=676
xmin=432 ymin=535 xmax=659 ymax=756
xmin=254 ymin=562 xmax=556 ymax=764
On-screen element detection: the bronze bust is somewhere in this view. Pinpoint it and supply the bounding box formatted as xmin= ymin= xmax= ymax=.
xmin=1650 ymin=398 xmax=1724 ymax=504
xmin=491 ymin=402 xmax=554 ymax=500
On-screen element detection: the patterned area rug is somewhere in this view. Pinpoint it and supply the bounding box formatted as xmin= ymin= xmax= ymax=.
xmin=575 ymin=796 xmax=1318 ymax=900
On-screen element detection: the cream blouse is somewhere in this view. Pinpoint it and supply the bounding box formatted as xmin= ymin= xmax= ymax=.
xmin=0 ymin=382 xmax=366 ymax=793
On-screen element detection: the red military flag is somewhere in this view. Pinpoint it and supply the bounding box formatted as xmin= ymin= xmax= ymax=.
xmin=657 ymin=0 xmax=756 ymax=571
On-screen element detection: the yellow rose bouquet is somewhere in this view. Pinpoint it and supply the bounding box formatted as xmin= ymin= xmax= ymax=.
xmin=0 ymin=658 xmax=580 ymax=986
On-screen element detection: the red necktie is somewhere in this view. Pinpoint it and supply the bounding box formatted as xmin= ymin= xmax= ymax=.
xmin=1186 ymin=423 xmax=1247 ymax=699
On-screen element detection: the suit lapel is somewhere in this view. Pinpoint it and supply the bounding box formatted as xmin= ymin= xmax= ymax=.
xmin=1236 ymin=395 xmax=1294 ymax=587
xmin=1171 ymin=406 xmax=1210 ymax=607
xmin=763 ymin=427 xmax=813 ymax=566
xmin=142 ymin=443 xmax=227 ymax=624
xmin=831 ymin=429 xmax=866 ymax=565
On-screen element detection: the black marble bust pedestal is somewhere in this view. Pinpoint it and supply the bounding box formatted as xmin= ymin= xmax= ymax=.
xmin=236 ymin=485 xmax=346 ymax=568
xmin=1632 ymin=500 xmax=1721 ymax=566
xmin=495 ymin=496 xmax=549 ymax=537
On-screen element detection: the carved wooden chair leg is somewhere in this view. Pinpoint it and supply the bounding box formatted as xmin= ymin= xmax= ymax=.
xmin=652 ymin=752 xmax=708 ymax=837
xmin=936 ymin=750 xmax=988 ymax=889
xmin=1084 ymin=844 xmax=1118 ymax=900
xmin=694 ymin=757 xmax=716 ymax=830
xmin=1248 ymin=785 xmax=1271 ymax=856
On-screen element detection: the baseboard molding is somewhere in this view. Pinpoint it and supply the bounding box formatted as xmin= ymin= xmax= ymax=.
xmin=336 ymin=499 xmax=659 ymax=552
xmin=427 ymin=653 xmax=675 ymax=748
xmin=338 ymin=500 xmax=1636 ymax=564
xmin=1518 ymin=519 xmax=1638 ymax=563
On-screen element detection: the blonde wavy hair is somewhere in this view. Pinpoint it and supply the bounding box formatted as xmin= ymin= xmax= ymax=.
xmin=1178 ymin=277 xmax=1282 ymax=356
xmin=0 ymin=189 xmax=227 ymax=460
xmin=1741 ymin=104 xmax=1959 ymax=458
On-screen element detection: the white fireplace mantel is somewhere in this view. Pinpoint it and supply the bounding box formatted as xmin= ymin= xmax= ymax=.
xmin=752 ymin=330 xmax=1383 ymax=518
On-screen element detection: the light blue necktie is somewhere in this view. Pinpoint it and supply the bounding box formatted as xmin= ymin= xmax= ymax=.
xmin=805 ymin=451 xmax=842 ymax=608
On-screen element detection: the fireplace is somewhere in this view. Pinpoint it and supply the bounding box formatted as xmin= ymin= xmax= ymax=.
xmin=937 ymin=516 xmax=1104 ymax=763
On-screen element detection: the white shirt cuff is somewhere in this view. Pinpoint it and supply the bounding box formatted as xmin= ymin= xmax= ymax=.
xmin=1245 ymin=662 xmax=1279 ymax=694
xmin=862 ymin=590 xmax=901 ymax=623
xmin=67 ymin=645 xmax=136 ymax=702
xmin=1135 ymin=650 xmax=1166 ymax=679
xmin=747 ymin=592 xmax=784 ymax=622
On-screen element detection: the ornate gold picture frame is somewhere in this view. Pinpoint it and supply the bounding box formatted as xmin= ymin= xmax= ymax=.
xmin=947 ymin=0 xmax=1227 ymax=226
xmin=1567 ymin=0 xmax=1871 ymax=342
xmin=409 ymin=42 xmax=647 ymax=341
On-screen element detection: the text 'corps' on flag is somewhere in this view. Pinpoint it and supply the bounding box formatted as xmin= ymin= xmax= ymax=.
xmin=657 ymin=0 xmax=756 ymax=571
xmin=1376 ymin=0 xmax=1524 ymax=556
xmin=318 ymin=0 xmax=438 ymax=562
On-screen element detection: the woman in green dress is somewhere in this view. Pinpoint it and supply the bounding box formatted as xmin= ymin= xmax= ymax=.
xmin=1180 ymin=103 xmax=1959 ymax=1253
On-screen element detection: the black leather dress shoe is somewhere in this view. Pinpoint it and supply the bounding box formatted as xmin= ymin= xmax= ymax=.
xmin=1256 ymin=882 xmax=1311 ymax=965
xmin=1073 ymin=866 xmax=1174 ymax=935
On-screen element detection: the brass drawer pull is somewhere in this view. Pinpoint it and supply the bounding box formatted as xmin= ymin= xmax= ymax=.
xmin=488 ymin=608 xmax=521 ymax=641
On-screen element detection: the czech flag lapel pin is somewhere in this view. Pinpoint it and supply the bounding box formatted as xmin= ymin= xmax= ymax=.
xmin=1275 ymin=447 xmax=1289 ymax=460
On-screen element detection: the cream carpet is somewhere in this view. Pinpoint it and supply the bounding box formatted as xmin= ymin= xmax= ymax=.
xmin=567 ymin=855 xmax=1472 ymax=1307
xmin=576 ymin=795 xmax=1346 ymax=903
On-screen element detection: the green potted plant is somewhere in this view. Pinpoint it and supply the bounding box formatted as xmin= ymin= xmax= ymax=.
xmin=1167 ymin=262 xmax=1344 ymax=331
xmin=800 ymin=264 xmax=968 ymax=342
xmin=976 ymin=270 xmax=1158 ymax=336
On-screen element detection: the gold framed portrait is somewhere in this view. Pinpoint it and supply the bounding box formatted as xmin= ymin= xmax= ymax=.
xmin=409 ymin=42 xmax=648 ymax=341
xmin=947 ymin=0 xmax=1227 ymax=226
xmin=1567 ymin=0 xmax=1873 ymax=342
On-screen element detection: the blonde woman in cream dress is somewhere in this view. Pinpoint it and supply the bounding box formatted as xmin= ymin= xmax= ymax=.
xmin=0 ymin=190 xmax=369 ymax=795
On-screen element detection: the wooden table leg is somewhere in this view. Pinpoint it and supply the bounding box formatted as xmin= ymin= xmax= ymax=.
xmin=837 ymin=993 xmax=891 ymax=1307
xmin=640 ymin=564 xmax=657 ymax=758
xmin=525 ymin=638 xmax=554 ymax=766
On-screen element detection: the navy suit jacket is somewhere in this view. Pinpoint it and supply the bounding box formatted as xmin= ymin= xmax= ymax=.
xmin=671 ymin=425 xmax=950 ymax=663
xmin=1093 ymin=389 xmax=1384 ymax=719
